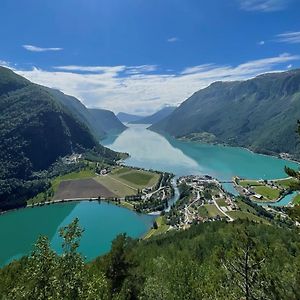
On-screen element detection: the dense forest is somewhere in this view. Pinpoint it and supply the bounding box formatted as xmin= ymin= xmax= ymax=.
xmin=0 ymin=218 xmax=299 ymax=299
xmin=0 ymin=67 xmax=119 ymax=211
xmin=151 ymin=69 xmax=300 ymax=158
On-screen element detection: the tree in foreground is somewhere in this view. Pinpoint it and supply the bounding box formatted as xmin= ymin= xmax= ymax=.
xmin=6 ymin=218 xmax=109 ymax=300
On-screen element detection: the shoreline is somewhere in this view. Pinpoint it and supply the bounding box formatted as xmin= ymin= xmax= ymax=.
xmin=233 ymin=176 xmax=297 ymax=206
xmin=173 ymin=134 xmax=300 ymax=165
xmin=0 ymin=197 xmax=137 ymax=216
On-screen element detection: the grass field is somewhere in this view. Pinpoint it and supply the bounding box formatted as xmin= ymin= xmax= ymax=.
xmin=28 ymin=166 xmax=161 ymax=205
xmin=109 ymin=167 xmax=160 ymax=188
xmin=94 ymin=167 xmax=160 ymax=197
xmin=198 ymin=206 xmax=209 ymax=218
xmin=144 ymin=216 xmax=169 ymax=239
xmin=239 ymin=180 xmax=263 ymax=187
xmin=204 ymin=204 xmax=222 ymax=218
xmin=236 ymin=199 xmax=257 ymax=214
xmin=95 ymin=176 xmax=137 ymax=197
xmin=253 ymin=186 xmax=280 ymax=201
xmin=52 ymin=169 xmax=95 ymax=192
xmin=293 ymin=193 xmax=300 ymax=205
xmin=274 ymin=178 xmax=298 ymax=189
xmin=216 ymin=198 xmax=227 ymax=207
xmin=27 ymin=168 xmax=96 ymax=205
xmin=227 ymin=211 xmax=269 ymax=224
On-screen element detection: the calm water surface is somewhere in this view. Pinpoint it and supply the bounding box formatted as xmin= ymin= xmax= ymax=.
xmin=1 ymin=124 xmax=299 ymax=266
xmin=102 ymin=125 xmax=299 ymax=194
xmin=0 ymin=201 xmax=154 ymax=266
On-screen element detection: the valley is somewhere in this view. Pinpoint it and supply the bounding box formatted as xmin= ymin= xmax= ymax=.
xmin=1 ymin=123 xmax=299 ymax=267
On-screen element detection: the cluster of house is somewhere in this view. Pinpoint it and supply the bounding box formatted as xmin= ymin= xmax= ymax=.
xmin=96 ymin=164 xmax=111 ymax=176
xmin=171 ymin=175 xmax=236 ymax=229
xmin=62 ymin=153 xmax=82 ymax=164
xmin=237 ymin=178 xmax=282 ymax=201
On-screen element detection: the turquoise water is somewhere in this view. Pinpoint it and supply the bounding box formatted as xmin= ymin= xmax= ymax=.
xmin=0 ymin=201 xmax=154 ymax=267
xmin=102 ymin=124 xmax=299 ymax=194
xmin=1 ymin=124 xmax=299 ymax=267
xmin=257 ymin=191 xmax=299 ymax=207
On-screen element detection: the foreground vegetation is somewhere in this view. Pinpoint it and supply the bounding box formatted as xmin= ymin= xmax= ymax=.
xmin=0 ymin=218 xmax=300 ymax=299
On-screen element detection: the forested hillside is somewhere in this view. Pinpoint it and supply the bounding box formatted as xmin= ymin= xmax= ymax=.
xmin=0 ymin=219 xmax=299 ymax=299
xmin=151 ymin=69 xmax=300 ymax=157
xmin=47 ymin=88 xmax=107 ymax=139
xmin=89 ymin=108 xmax=126 ymax=133
xmin=0 ymin=67 xmax=119 ymax=211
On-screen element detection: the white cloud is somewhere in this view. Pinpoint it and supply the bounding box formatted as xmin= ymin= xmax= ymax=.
xmin=258 ymin=40 xmax=265 ymax=45
xmin=0 ymin=60 xmax=10 ymax=67
xmin=239 ymin=0 xmax=289 ymax=12
xmin=23 ymin=45 xmax=63 ymax=52
xmin=275 ymin=31 xmax=300 ymax=44
xmin=167 ymin=37 xmax=179 ymax=43
xmin=14 ymin=53 xmax=299 ymax=115
xmin=287 ymin=64 xmax=293 ymax=69
xmin=125 ymin=65 xmax=158 ymax=74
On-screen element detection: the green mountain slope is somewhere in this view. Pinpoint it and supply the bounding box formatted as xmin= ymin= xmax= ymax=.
xmin=88 ymin=108 xmax=126 ymax=133
xmin=130 ymin=106 xmax=176 ymax=124
xmin=151 ymin=69 xmax=300 ymax=157
xmin=0 ymin=67 xmax=118 ymax=210
xmin=47 ymin=89 xmax=107 ymax=139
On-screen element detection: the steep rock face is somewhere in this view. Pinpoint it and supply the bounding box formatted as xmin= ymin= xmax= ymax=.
xmin=151 ymin=69 xmax=300 ymax=156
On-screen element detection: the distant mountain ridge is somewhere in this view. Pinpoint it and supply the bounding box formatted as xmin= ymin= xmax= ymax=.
xmin=117 ymin=112 xmax=144 ymax=123
xmin=88 ymin=108 xmax=127 ymax=133
xmin=130 ymin=106 xmax=176 ymax=125
xmin=151 ymin=69 xmax=300 ymax=158
xmin=48 ymin=89 xmax=126 ymax=139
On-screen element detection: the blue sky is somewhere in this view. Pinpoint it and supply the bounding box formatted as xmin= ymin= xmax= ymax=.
xmin=1 ymin=0 xmax=300 ymax=114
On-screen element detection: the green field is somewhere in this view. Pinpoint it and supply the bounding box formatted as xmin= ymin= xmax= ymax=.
xmin=28 ymin=166 xmax=161 ymax=205
xmin=216 ymin=198 xmax=227 ymax=207
xmin=95 ymin=176 xmax=137 ymax=197
xmin=144 ymin=216 xmax=169 ymax=239
xmin=204 ymin=204 xmax=222 ymax=218
xmin=293 ymin=193 xmax=300 ymax=205
xmin=239 ymin=180 xmax=263 ymax=187
xmin=253 ymin=186 xmax=280 ymax=201
xmin=274 ymin=178 xmax=298 ymax=189
xmin=111 ymin=167 xmax=132 ymax=175
xmin=96 ymin=167 xmax=160 ymax=197
xmin=27 ymin=168 xmax=95 ymax=205
xmin=236 ymin=199 xmax=257 ymax=214
xmin=51 ymin=169 xmax=95 ymax=192
xmin=198 ymin=206 xmax=209 ymax=218
xmin=227 ymin=211 xmax=268 ymax=224
xmin=119 ymin=172 xmax=153 ymax=186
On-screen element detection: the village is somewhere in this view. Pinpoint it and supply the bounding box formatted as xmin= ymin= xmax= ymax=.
xmin=166 ymin=175 xmax=238 ymax=229
xmin=233 ymin=176 xmax=296 ymax=203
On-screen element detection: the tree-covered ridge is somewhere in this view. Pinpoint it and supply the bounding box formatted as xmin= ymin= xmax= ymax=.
xmin=151 ymin=69 xmax=300 ymax=158
xmin=0 ymin=67 xmax=119 ymax=211
xmin=88 ymin=108 xmax=127 ymax=133
xmin=0 ymin=219 xmax=299 ymax=299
